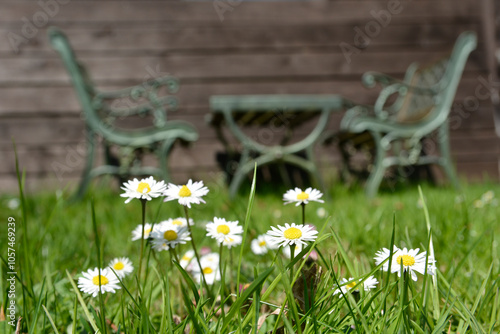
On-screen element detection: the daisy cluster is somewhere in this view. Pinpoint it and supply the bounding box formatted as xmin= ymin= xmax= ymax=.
xmin=245 ymin=187 xmax=325 ymax=258
xmin=77 ymin=177 xmax=438 ymax=302
xmin=78 ymin=257 xmax=134 ymax=297
xmin=473 ymin=190 xmax=497 ymax=208
xmin=121 ymin=177 xmax=209 ymax=207
xmin=187 ymin=251 xmax=221 ymax=285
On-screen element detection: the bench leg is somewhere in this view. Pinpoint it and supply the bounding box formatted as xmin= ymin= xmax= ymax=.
xmin=305 ymin=145 xmax=325 ymax=191
xmin=438 ymin=122 xmax=460 ymax=189
xmin=228 ymin=149 xmax=252 ymax=198
xmin=158 ymin=138 xmax=177 ymax=183
xmin=365 ymin=132 xmax=386 ymax=197
xmin=70 ymin=129 xmax=96 ymax=201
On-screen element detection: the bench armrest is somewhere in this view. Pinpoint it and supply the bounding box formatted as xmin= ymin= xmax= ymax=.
xmin=362 ymin=71 xmax=403 ymax=88
xmin=362 ymin=63 xmax=419 ymax=88
xmin=373 ymin=82 xmax=439 ymax=120
xmin=92 ymin=76 xmax=179 ymax=128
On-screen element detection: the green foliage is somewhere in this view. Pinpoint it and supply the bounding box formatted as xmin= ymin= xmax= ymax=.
xmin=0 ymin=177 xmax=499 ymax=333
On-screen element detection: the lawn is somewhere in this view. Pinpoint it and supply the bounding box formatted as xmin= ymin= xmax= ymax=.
xmin=1 ymin=175 xmax=499 ymax=333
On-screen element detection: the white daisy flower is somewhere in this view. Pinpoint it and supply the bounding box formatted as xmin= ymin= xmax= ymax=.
xmin=473 ymin=199 xmax=485 ymax=208
xmin=206 ymin=217 xmax=243 ymax=244
xmin=151 ymin=224 xmax=191 ymax=251
xmin=77 ymin=267 xmax=121 ymax=297
xmin=374 ymin=246 xmax=400 ymax=271
xmin=131 ymin=223 xmax=157 ymax=241
xmin=333 ymin=276 xmax=378 ymax=296
xmin=120 ymin=177 xmax=166 ymax=204
xmin=222 ymin=234 xmax=242 ymax=248
xmin=108 ymin=257 xmax=134 ymax=278
xmin=251 ymin=235 xmax=271 ymax=255
xmin=158 ymin=217 xmax=194 ymax=229
xmin=316 ymin=207 xmax=327 ymax=218
xmin=282 ymin=243 xmax=303 ymax=259
xmin=375 ymin=246 xmax=436 ymax=281
xmin=266 ymin=223 xmax=318 ymax=248
xmin=192 ymin=259 xmax=220 ymax=285
xmin=180 ymin=250 xmax=195 ymax=269
xmin=283 ymin=187 xmax=324 ymax=206
xmin=201 ymin=252 xmax=220 ymax=264
xmin=7 ymin=198 xmax=20 ymax=210
xmin=481 ymin=190 xmax=494 ymax=203
xmin=163 ymin=179 xmax=209 ymax=208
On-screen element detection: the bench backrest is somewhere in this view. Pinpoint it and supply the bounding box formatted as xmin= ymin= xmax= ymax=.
xmin=48 ymin=28 xmax=101 ymax=128
xmin=394 ymin=31 xmax=477 ymax=131
xmin=48 ymin=27 xmax=180 ymax=141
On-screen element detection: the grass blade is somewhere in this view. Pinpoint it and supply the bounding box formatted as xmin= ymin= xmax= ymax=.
xmin=42 ymin=305 xmax=61 ymax=334
xmin=65 ymin=270 xmax=100 ymax=333
xmin=236 ymin=164 xmax=257 ymax=297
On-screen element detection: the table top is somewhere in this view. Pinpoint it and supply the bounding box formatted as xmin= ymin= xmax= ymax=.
xmin=209 ymin=94 xmax=344 ymax=112
xmin=208 ymin=94 xmax=346 ymax=128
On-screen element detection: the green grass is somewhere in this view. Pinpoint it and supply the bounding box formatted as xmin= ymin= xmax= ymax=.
xmin=0 ymin=176 xmax=499 ymax=333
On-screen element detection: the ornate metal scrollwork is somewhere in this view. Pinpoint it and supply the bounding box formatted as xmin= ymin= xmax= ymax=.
xmin=92 ymin=76 xmax=179 ymax=128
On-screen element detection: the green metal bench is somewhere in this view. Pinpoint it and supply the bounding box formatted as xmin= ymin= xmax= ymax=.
xmin=208 ymin=95 xmax=348 ymax=197
xmin=48 ymin=27 xmax=199 ymax=199
xmin=338 ymin=31 xmax=477 ymax=197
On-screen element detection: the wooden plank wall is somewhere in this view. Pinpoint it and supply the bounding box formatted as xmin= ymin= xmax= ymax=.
xmin=0 ymin=0 xmax=498 ymax=193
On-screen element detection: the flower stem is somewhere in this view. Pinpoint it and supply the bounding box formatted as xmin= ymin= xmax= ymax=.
xmin=170 ymin=248 xmax=180 ymax=263
xmin=183 ymin=206 xmax=211 ymax=295
xmin=219 ymin=243 xmax=226 ymax=318
xmin=290 ymin=245 xmax=295 ymax=283
xmin=403 ymin=270 xmax=412 ymax=328
xmin=138 ymin=199 xmax=147 ymax=285
xmin=301 ymin=203 xmax=306 ymax=226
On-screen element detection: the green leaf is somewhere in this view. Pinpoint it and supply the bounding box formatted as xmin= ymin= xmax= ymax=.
xmin=172 ymin=260 xmax=200 ymax=304
xmin=222 ymin=267 xmax=274 ymax=333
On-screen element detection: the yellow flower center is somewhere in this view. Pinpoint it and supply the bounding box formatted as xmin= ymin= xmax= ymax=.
xmin=113 ymin=262 xmax=124 ymax=270
xmin=178 ymin=185 xmax=192 ymax=197
xmin=164 ymin=230 xmax=178 ymax=241
xmin=258 ymin=240 xmax=266 ymax=247
xmin=397 ymin=254 xmax=416 ymax=267
xmin=137 ymin=182 xmax=151 ymax=194
xmin=346 ymin=281 xmax=357 ymax=289
xmin=181 ymin=255 xmax=192 ymax=261
xmin=283 ymin=227 xmax=302 ymax=240
xmin=217 ymin=224 xmax=230 ymax=235
xmin=172 ymin=220 xmax=183 ymax=226
xmin=203 ymin=267 xmax=213 ymax=274
xmin=92 ymin=275 xmax=109 ymax=286
xmin=296 ymin=191 xmax=309 ymax=200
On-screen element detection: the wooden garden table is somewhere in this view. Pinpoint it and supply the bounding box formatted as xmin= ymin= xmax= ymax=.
xmin=208 ymin=95 xmax=348 ymax=197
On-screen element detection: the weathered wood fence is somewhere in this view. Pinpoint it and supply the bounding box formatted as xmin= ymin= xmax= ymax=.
xmin=0 ymin=0 xmax=498 ymax=192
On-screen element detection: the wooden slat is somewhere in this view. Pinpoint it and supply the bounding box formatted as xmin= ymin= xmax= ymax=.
xmin=0 ymin=23 xmax=479 ymax=53
xmin=0 ymin=68 xmax=489 ymax=113
xmin=0 ymin=97 xmax=495 ymax=148
xmin=2 ymin=128 xmax=498 ymax=175
xmin=1 ymin=102 xmax=495 ymax=149
xmin=0 ymin=51 xmax=487 ymax=85
xmin=455 ymin=161 xmax=499 ymax=180
xmin=0 ymin=1 xmax=481 ymax=25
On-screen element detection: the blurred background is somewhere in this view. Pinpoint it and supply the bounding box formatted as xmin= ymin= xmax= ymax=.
xmin=1 ymin=0 xmax=499 ymax=193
